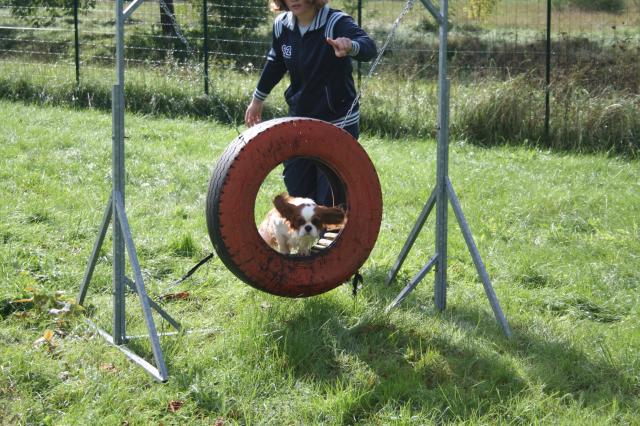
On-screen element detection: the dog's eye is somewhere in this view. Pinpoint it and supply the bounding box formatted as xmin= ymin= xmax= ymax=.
xmin=296 ymin=218 xmax=306 ymax=227
xmin=311 ymin=218 xmax=321 ymax=227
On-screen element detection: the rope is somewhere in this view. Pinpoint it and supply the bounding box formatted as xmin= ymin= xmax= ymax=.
xmin=351 ymin=270 xmax=364 ymax=297
xmin=157 ymin=252 xmax=215 ymax=301
xmin=339 ymin=0 xmax=416 ymax=129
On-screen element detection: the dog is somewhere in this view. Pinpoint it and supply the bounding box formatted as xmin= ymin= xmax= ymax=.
xmin=258 ymin=193 xmax=346 ymax=255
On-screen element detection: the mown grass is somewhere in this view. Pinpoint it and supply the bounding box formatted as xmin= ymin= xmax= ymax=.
xmin=1 ymin=100 xmax=639 ymax=424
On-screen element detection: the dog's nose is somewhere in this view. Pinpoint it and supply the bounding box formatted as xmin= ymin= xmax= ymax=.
xmin=305 ymin=225 xmax=312 ymax=233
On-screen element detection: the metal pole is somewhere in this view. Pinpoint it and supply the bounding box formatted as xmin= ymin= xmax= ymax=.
xmin=113 ymin=0 xmax=126 ymax=345
xmin=544 ymin=0 xmax=551 ymax=144
xmin=73 ymin=0 xmax=80 ymax=84
xmin=77 ymin=0 xmax=178 ymax=381
xmin=434 ymin=0 xmax=449 ymax=311
xmin=203 ymin=0 xmax=209 ymax=95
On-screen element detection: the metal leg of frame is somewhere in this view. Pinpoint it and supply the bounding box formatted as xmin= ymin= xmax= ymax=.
xmin=78 ymin=195 xmax=112 ymax=305
xmin=114 ymin=191 xmax=169 ymax=381
xmin=387 ymin=0 xmax=511 ymax=338
xmin=386 ymin=253 xmax=439 ymax=311
xmin=385 ymin=188 xmax=437 ymax=286
xmin=78 ymin=193 xmax=178 ymax=380
xmin=124 ymin=277 xmax=181 ymax=332
xmin=78 ymin=0 xmax=179 ymax=382
xmin=85 ymin=319 xmax=167 ymax=382
xmin=446 ymin=178 xmax=512 ymax=338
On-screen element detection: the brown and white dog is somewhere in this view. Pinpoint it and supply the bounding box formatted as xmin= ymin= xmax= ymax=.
xmin=258 ymin=193 xmax=346 ymax=255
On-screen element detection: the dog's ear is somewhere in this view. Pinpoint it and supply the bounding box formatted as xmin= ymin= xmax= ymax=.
xmin=273 ymin=193 xmax=297 ymax=223
xmin=316 ymin=206 xmax=346 ymax=225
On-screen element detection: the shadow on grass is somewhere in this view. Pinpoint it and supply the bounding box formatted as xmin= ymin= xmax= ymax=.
xmin=158 ymin=263 xmax=635 ymax=422
xmin=269 ymin=264 xmax=636 ymax=422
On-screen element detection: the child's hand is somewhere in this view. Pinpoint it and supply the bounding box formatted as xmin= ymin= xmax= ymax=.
xmin=245 ymin=98 xmax=264 ymax=127
xmin=326 ymin=37 xmax=353 ymax=58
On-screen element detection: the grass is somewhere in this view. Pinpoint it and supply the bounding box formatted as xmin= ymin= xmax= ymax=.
xmin=1 ymin=100 xmax=639 ymax=424
xmin=1 ymin=59 xmax=638 ymax=157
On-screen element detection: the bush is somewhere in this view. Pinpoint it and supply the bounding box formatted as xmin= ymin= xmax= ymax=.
xmin=554 ymin=0 xmax=626 ymax=13
xmin=572 ymin=0 xmax=625 ymax=13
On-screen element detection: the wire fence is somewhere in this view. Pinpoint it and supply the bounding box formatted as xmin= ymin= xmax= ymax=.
xmin=0 ymin=0 xmax=638 ymax=100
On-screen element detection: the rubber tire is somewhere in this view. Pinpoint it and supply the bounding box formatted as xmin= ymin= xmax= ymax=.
xmin=206 ymin=117 xmax=382 ymax=298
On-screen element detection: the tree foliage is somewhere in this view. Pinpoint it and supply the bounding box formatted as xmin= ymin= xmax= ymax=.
xmin=4 ymin=0 xmax=95 ymax=26
xmin=464 ymin=0 xmax=499 ymax=20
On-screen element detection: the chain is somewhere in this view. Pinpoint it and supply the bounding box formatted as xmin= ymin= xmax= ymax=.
xmin=339 ymin=0 xmax=415 ymax=129
xmin=158 ymin=0 xmax=194 ymax=56
xmin=158 ymin=0 xmax=241 ymax=135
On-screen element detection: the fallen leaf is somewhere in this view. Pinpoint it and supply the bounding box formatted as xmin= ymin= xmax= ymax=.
xmin=167 ymin=400 xmax=183 ymax=413
xmin=100 ymin=363 xmax=118 ymax=373
xmin=43 ymin=329 xmax=54 ymax=343
xmin=160 ymin=292 xmax=190 ymax=301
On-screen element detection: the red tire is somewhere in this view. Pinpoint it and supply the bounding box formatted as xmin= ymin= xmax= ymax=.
xmin=206 ymin=117 xmax=382 ymax=297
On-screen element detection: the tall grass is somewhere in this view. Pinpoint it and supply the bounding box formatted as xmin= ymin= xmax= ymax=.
xmin=0 ymin=61 xmax=638 ymax=157
xmin=456 ymin=76 xmax=640 ymax=157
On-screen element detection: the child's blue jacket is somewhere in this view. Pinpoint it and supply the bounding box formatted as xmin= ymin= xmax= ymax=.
xmin=253 ymin=5 xmax=377 ymax=128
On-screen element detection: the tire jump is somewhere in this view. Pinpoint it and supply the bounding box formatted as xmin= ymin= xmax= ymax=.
xmin=206 ymin=117 xmax=382 ymax=297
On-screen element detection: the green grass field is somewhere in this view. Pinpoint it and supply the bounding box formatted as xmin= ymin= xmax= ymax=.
xmin=1 ymin=100 xmax=639 ymax=424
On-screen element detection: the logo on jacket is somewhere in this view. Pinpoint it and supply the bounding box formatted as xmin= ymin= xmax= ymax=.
xmin=282 ymin=45 xmax=292 ymax=59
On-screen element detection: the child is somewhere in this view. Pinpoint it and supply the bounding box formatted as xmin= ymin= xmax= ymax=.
xmin=245 ymin=0 xmax=377 ymax=206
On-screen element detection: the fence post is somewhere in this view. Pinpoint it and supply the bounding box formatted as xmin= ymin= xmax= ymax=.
xmin=203 ymin=0 xmax=209 ymax=95
xmin=73 ymin=0 xmax=80 ymax=85
xmin=544 ymin=0 xmax=551 ymax=144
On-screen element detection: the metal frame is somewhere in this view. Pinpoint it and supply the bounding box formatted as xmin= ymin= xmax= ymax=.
xmin=76 ymin=0 xmax=511 ymax=384
xmin=77 ymin=0 xmax=180 ymax=382
xmin=385 ymin=0 xmax=512 ymax=338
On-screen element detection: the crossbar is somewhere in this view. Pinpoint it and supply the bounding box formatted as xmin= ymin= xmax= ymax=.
xmin=123 ymin=0 xmax=145 ymax=20
xmin=419 ymin=0 xmax=444 ymax=25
